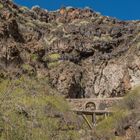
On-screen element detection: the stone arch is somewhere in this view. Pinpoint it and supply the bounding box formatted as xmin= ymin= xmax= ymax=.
xmin=85 ymin=102 xmax=96 ymax=111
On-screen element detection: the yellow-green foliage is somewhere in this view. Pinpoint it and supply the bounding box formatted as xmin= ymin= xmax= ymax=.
xmin=43 ymin=53 xmax=61 ymax=68
xmin=30 ymin=54 xmax=38 ymax=61
xmin=0 ymin=77 xmax=79 ymax=140
xmin=123 ymin=85 xmax=140 ymax=109
xmin=0 ymin=3 xmax=3 ymax=9
xmin=97 ymin=109 xmax=129 ymax=136
xmin=22 ymin=64 xmax=35 ymax=76
xmin=48 ymin=53 xmax=61 ymax=61
xmin=22 ymin=64 xmax=33 ymax=71
xmin=43 ymin=53 xmax=61 ymax=62
xmin=96 ymin=86 xmax=140 ymax=139
xmin=47 ymin=61 xmax=60 ymax=69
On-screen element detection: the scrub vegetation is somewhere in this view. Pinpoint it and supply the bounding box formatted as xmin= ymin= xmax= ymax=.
xmin=0 ymin=77 xmax=80 ymax=140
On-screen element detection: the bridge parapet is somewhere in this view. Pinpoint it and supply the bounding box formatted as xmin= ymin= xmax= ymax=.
xmin=67 ymin=97 xmax=123 ymax=111
xmin=67 ymin=97 xmax=123 ymax=129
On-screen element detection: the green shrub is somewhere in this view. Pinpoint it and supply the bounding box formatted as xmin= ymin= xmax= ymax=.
xmin=0 ymin=77 xmax=80 ymax=140
xmin=22 ymin=64 xmax=36 ymax=76
xmin=47 ymin=62 xmax=60 ymax=69
xmin=43 ymin=53 xmax=61 ymax=62
xmin=123 ymin=86 xmax=140 ymax=110
xmin=30 ymin=54 xmax=38 ymax=62
xmin=96 ymin=86 xmax=140 ymax=139
xmin=49 ymin=53 xmax=61 ymax=61
xmin=0 ymin=81 xmax=139 ymax=140
xmin=0 ymin=3 xmax=3 ymax=9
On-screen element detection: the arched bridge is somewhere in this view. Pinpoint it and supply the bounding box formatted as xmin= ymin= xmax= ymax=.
xmin=67 ymin=97 xmax=123 ymax=112
xmin=66 ymin=97 xmax=123 ymax=129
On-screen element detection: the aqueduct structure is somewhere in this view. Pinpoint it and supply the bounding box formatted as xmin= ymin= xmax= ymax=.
xmin=67 ymin=97 xmax=123 ymax=129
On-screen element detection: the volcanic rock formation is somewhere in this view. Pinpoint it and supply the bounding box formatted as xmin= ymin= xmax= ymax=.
xmin=0 ymin=0 xmax=140 ymax=98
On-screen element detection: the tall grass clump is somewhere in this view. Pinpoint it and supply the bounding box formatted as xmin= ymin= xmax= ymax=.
xmin=95 ymin=86 xmax=140 ymax=140
xmin=0 ymin=76 xmax=80 ymax=140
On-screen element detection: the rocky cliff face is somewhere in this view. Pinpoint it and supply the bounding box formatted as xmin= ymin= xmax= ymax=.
xmin=0 ymin=0 xmax=140 ymax=98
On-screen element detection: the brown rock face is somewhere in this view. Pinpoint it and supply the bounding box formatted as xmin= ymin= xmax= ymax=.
xmin=49 ymin=62 xmax=84 ymax=98
xmin=0 ymin=0 xmax=140 ymax=98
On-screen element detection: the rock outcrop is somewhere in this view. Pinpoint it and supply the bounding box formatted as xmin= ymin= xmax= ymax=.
xmin=0 ymin=0 xmax=140 ymax=98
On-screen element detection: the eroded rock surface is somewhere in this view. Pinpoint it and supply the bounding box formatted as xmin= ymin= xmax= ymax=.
xmin=0 ymin=0 xmax=140 ymax=98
